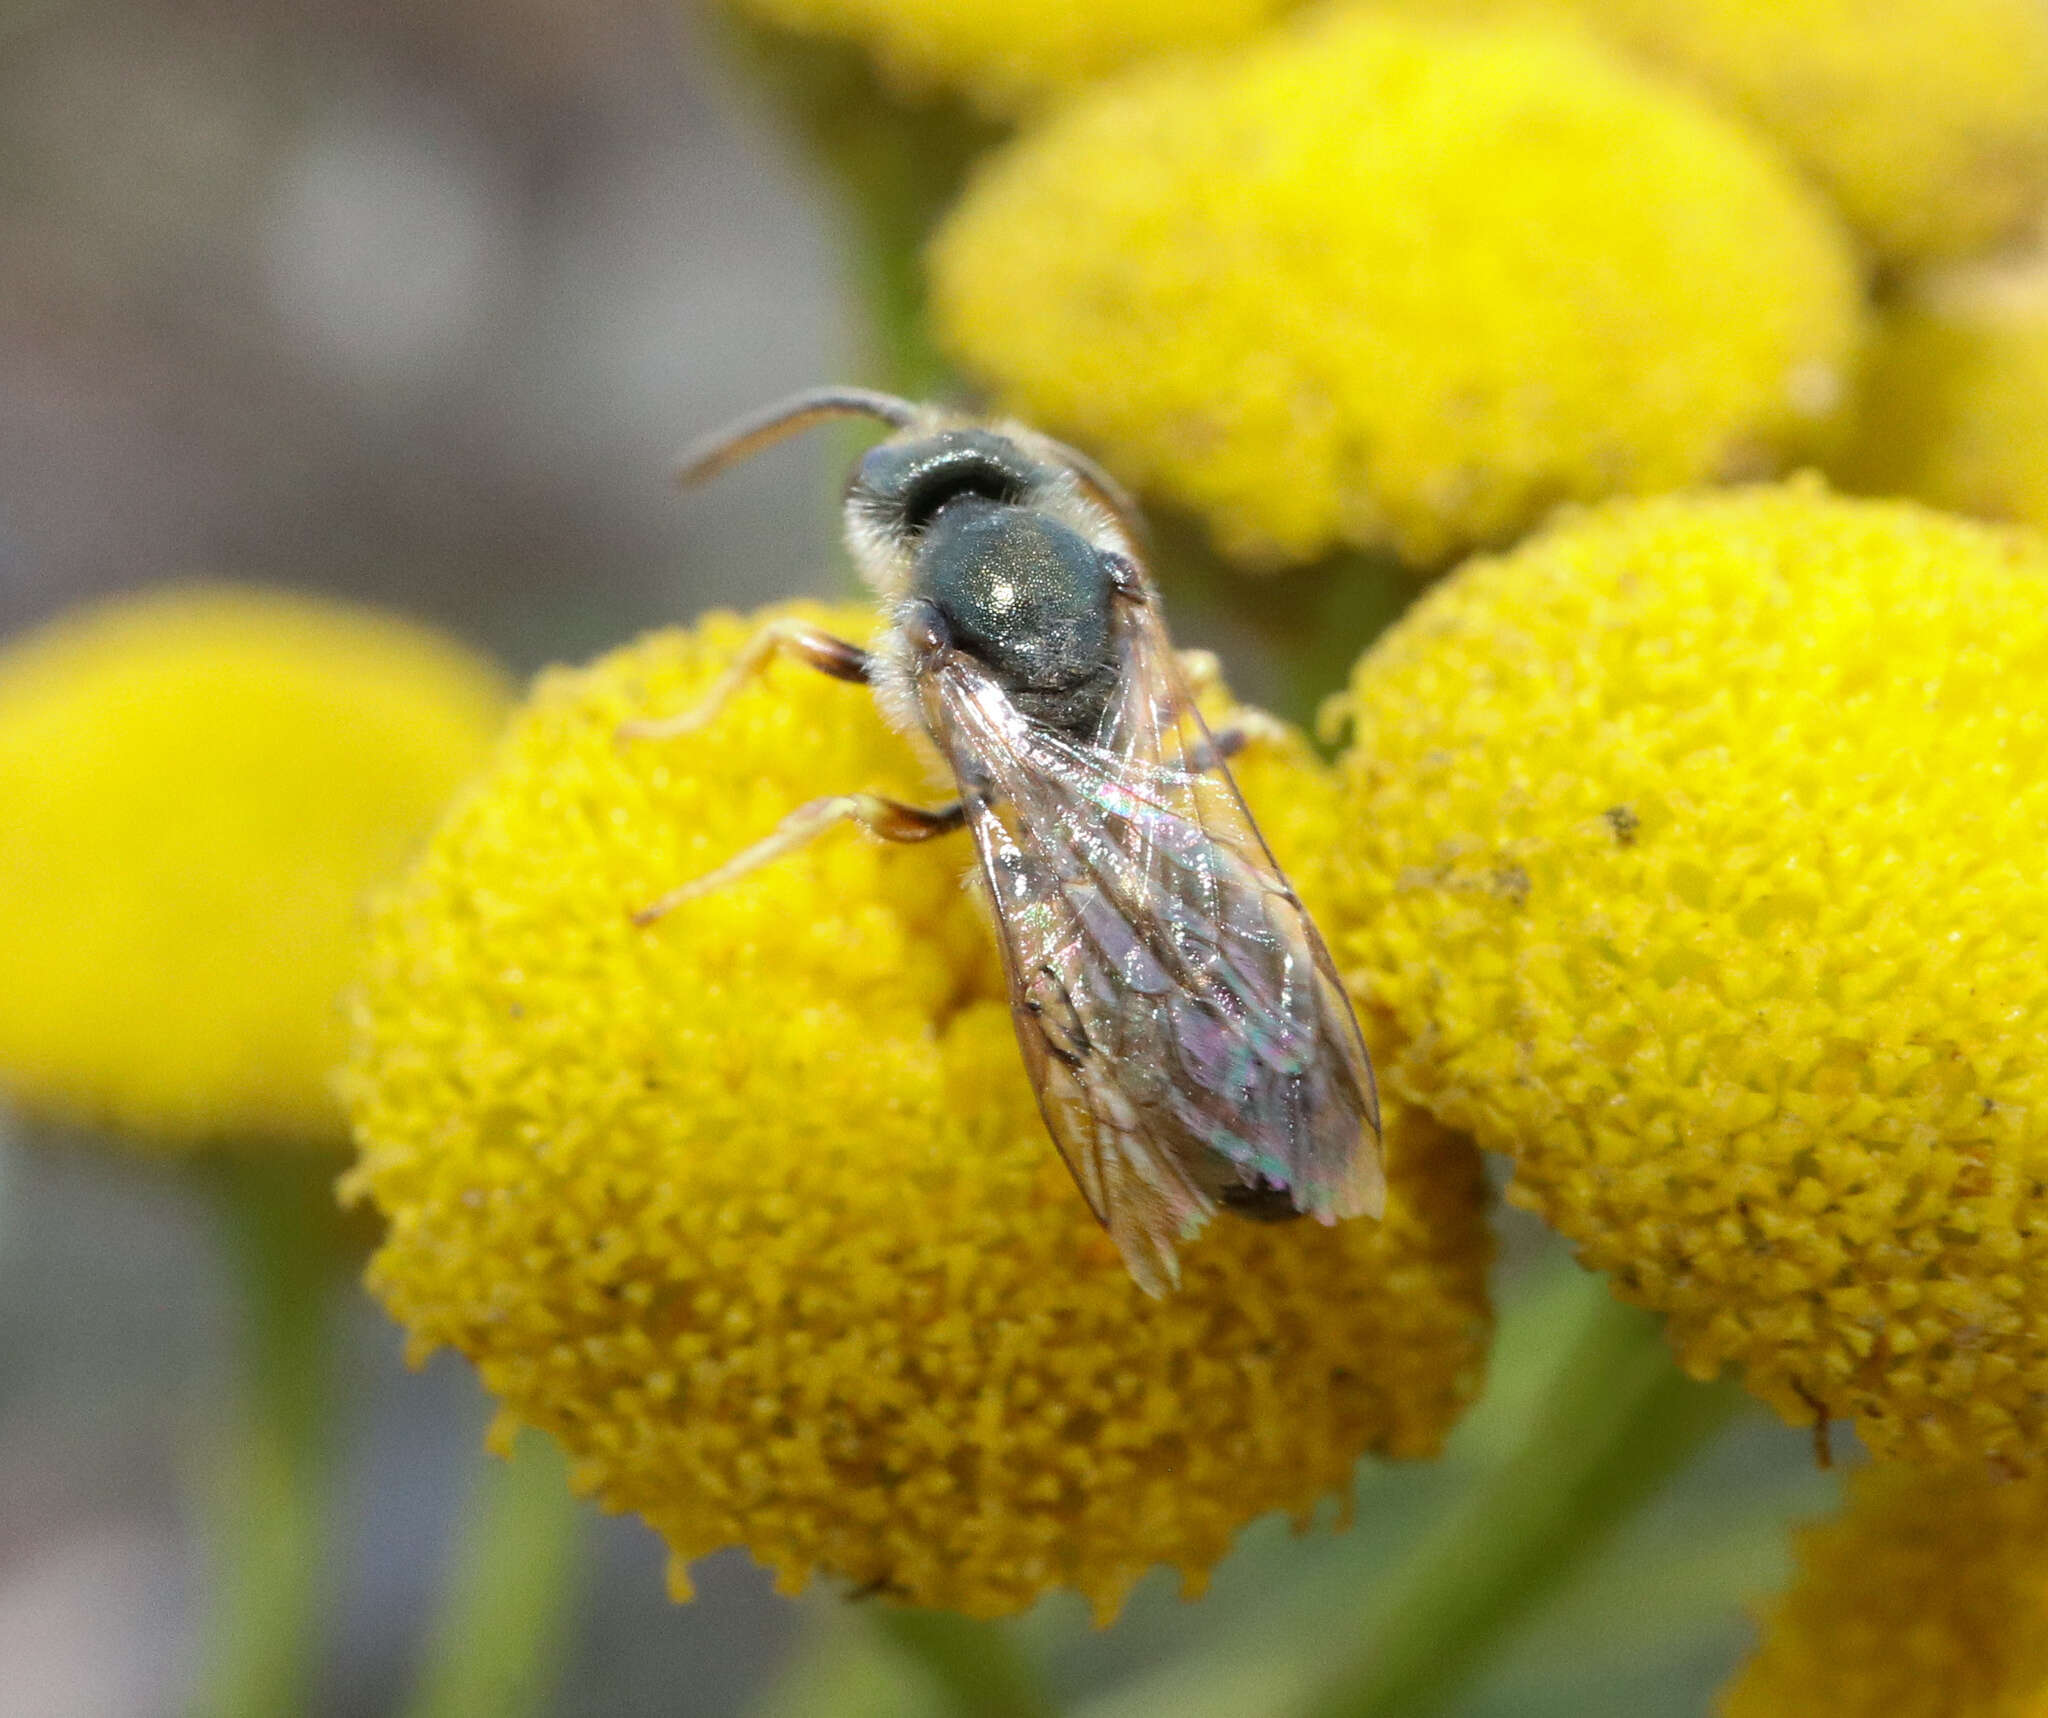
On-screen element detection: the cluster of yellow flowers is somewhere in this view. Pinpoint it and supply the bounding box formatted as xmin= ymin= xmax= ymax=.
xmin=12 ymin=0 xmax=2046 ymax=1703
xmin=336 ymin=0 xmax=2048 ymax=1698
xmin=741 ymin=0 xmax=2048 ymax=569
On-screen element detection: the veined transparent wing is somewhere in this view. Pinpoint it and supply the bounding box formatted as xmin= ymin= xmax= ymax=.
xmin=918 ymin=587 xmax=1384 ymax=1295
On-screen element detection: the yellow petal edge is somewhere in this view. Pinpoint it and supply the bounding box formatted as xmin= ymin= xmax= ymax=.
xmin=733 ymin=0 xmax=1294 ymax=114
xmin=343 ymin=601 xmax=1492 ymax=1620
xmin=1326 ymin=483 xmax=2048 ymax=1469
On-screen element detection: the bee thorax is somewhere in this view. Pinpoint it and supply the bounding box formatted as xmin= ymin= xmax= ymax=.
xmin=914 ymin=497 xmax=1120 ymax=737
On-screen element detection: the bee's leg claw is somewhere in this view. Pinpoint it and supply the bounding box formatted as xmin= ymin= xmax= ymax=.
xmin=616 ymin=619 xmax=872 ymax=747
xmin=631 ymin=793 xmax=964 ymax=927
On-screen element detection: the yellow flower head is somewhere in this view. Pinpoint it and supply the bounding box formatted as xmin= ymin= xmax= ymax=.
xmin=1836 ymin=264 xmax=2048 ymax=534
xmin=732 ymin=0 xmax=1293 ymax=114
xmin=1323 ymin=484 xmax=2048 ymax=1470
xmin=929 ymin=9 xmax=1863 ymax=569
xmin=1392 ymin=0 xmax=2048 ymax=268
xmin=1721 ymin=1462 xmax=2048 ymax=1718
xmin=0 ymin=585 xmax=510 ymax=1151
xmin=343 ymin=601 xmax=1492 ymax=1621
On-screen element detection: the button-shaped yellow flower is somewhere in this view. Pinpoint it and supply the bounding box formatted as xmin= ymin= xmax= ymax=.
xmin=343 ymin=602 xmax=1492 ymax=1620
xmin=1323 ymin=484 xmax=2048 ymax=1470
xmin=1721 ymin=1461 xmax=2048 ymax=1718
xmin=929 ymin=9 xmax=1862 ymax=570
xmin=0 ymin=586 xmax=509 ymax=1151
xmin=1837 ymin=265 xmax=2048 ymax=535
xmin=733 ymin=0 xmax=1293 ymax=114
xmin=1393 ymin=0 xmax=2048 ymax=269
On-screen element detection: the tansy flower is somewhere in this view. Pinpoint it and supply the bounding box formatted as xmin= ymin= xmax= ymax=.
xmin=1322 ymin=483 xmax=2048 ymax=1471
xmin=730 ymin=0 xmax=1294 ymax=114
xmin=0 ymin=585 xmax=510 ymax=1150
xmin=928 ymin=9 xmax=1862 ymax=569
xmin=342 ymin=601 xmax=1493 ymax=1621
xmin=1720 ymin=1462 xmax=2048 ymax=1718
xmin=1835 ymin=262 xmax=2048 ymax=534
xmin=1384 ymin=0 xmax=2048 ymax=269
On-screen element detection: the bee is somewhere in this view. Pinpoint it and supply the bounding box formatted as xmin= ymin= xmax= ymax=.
xmin=628 ymin=387 xmax=1384 ymax=1294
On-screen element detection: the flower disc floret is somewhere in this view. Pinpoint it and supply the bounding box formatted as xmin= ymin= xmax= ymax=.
xmin=1324 ymin=485 xmax=2048 ymax=1469
xmin=343 ymin=601 xmax=1492 ymax=1620
xmin=1721 ymin=1462 xmax=2048 ymax=1718
xmin=0 ymin=585 xmax=509 ymax=1150
xmin=929 ymin=8 xmax=1863 ymax=569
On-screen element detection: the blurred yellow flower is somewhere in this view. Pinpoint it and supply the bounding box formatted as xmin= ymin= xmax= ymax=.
xmin=0 ymin=585 xmax=510 ymax=1150
xmin=1835 ymin=264 xmax=2048 ymax=534
xmin=732 ymin=0 xmax=1292 ymax=113
xmin=1720 ymin=1461 xmax=2048 ymax=1718
xmin=1397 ymin=0 xmax=2048 ymax=268
xmin=343 ymin=601 xmax=1493 ymax=1621
xmin=1323 ymin=484 xmax=2048 ymax=1470
xmin=929 ymin=9 xmax=1862 ymax=569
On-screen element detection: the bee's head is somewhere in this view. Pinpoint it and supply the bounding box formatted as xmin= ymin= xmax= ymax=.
xmin=839 ymin=420 xmax=1138 ymax=599
xmin=673 ymin=388 xmax=1148 ymax=663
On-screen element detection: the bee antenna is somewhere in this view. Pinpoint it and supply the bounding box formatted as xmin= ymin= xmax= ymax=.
xmin=676 ymin=387 xmax=920 ymax=488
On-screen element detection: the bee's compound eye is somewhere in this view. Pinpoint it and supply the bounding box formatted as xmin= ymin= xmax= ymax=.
xmin=854 ymin=432 xmax=1038 ymax=535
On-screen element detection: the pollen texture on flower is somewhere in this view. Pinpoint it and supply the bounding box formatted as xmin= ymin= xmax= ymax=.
xmin=343 ymin=601 xmax=1493 ymax=1621
xmin=1322 ymin=484 xmax=2048 ymax=1470
xmin=1719 ymin=1462 xmax=2048 ymax=1718
xmin=0 ymin=585 xmax=509 ymax=1151
xmin=928 ymin=8 xmax=1863 ymax=571
xmin=731 ymin=0 xmax=1293 ymax=113
xmin=1835 ymin=267 xmax=2048 ymax=535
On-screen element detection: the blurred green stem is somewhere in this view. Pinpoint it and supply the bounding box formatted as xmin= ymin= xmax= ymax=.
xmin=191 ymin=1157 xmax=341 ymax=1718
xmin=1296 ymin=1274 xmax=1747 ymax=1718
xmin=869 ymin=1607 xmax=1055 ymax=1718
xmin=398 ymin=1430 xmax=587 ymax=1718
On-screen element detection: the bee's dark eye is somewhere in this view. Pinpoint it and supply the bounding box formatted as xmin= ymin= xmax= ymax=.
xmin=899 ymin=459 xmax=1028 ymax=533
xmin=853 ymin=430 xmax=1038 ymax=535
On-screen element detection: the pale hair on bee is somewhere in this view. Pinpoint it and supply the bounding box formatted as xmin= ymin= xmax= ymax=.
xmin=625 ymin=387 xmax=1385 ymax=1295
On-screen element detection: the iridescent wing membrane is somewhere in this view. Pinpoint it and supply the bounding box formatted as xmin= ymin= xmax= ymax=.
xmin=921 ymin=589 xmax=1386 ymax=1294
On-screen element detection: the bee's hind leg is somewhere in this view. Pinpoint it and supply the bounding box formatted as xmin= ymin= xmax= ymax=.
xmin=617 ymin=618 xmax=871 ymax=744
xmin=632 ymin=793 xmax=965 ymax=927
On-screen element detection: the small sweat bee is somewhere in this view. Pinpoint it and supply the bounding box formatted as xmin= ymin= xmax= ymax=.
xmin=629 ymin=387 xmax=1385 ymax=1294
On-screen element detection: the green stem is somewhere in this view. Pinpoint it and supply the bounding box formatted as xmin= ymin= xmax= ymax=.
xmin=868 ymin=1607 xmax=1055 ymax=1718
xmin=191 ymin=1157 xmax=341 ymax=1718
xmin=398 ymin=1430 xmax=587 ymax=1718
xmin=1295 ymin=1275 xmax=1746 ymax=1718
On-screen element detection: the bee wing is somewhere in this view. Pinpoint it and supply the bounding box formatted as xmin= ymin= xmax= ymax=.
xmin=922 ymin=593 xmax=1384 ymax=1295
xmin=1102 ymin=585 xmax=1385 ymax=1220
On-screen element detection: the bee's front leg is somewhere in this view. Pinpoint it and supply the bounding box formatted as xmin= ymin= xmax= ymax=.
xmin=632 ymin=793 xmax=965 ymax=926
xmin=617 ymin=618 xmax=871 ymax=744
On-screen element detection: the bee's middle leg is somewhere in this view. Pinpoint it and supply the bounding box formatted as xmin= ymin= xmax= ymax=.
xmin=631 ymin=793 xmax=965 ymax=926
xmin=618 ymin=618 xmax=872 ymax=744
